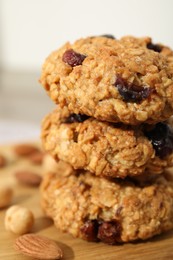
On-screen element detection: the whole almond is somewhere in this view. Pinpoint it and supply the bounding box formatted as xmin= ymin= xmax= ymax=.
xmin=0 ymin=154 xmax=6 ymax=168
xmin=28 ymin=151 xmax=45 ymax=165
xmin=15 ymin=171 xmax=42 ymax=186
xmin=0 ymin=186 xmax=13 ymax=208
xmin=14 ymin=234 xmax=63 ymax=259
xmin=14 ymin=144 xmax=39 ymax=157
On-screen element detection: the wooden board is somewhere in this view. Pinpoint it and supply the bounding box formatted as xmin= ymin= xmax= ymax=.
xmin=0 ymin=143 xmax=173 ymax=260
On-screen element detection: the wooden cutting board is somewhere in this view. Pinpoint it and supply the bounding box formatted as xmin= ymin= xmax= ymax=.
xmin=0 ymin=143 xmax=173 ymax=260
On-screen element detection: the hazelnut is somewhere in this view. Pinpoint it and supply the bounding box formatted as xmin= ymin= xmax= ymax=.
xmin=5 ymin=205 xmax=34 ymax=235
xmin=0 ymin=186 xmax=13 ymax=208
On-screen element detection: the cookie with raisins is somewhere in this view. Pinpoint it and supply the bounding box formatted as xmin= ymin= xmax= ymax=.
xmin=41 ymin=160 xmax=173 ymax=244
xmin=41 ymin=106 xmax=173 ymax=178
xmin=40 ymin=35 xmax=173 ymax=125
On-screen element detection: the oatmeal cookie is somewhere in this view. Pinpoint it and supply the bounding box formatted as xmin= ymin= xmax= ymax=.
xmin=40 ymin=160 xmax=173 ymax=244
xmin=41 ymin=107 xmax=173 ymax=178
xmin=120 ymin=36 xmax=173 ymax=66
xmin=40 ymin=35 xmax=173 ymax=125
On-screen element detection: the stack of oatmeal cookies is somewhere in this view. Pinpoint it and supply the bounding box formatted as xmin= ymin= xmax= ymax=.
xmin=40 ymin=35 xmax=173 ymax=244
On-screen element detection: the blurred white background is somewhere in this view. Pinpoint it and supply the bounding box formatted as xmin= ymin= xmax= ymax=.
xmin=0 ymin=0 xmax=173 ymax=142
xmin=1 ymin=0 xmax=173 ymax=71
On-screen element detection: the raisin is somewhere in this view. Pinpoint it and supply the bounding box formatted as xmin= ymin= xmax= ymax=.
xmin=147 ymin=42 xmax=162 ymax=53
xmin=80 ymin=220 xmax=99 ymax=242
xmin=97 ymin=221 xmax=121 ymax=245
xmin=145 ymin=123 xmax=173 ymax=158
xmin=62 ymin=49 xmax=86 ymax=67
xmin=115 ymin=76 xmax=151 ymax=103
xmin=63 ymin=114 xmax=89 ymax=123
xmin=100 ymin=34 xmax=116 ymax=39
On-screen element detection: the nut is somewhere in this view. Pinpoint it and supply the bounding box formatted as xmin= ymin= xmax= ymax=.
xmin=28 ymin=151 xmax=45 ymax=165
xmin=0 ymin=186 xmax=13 ymax=208
xmin=15 ymin=171 xmax=42 ymax=186
xmin=14 ymin=234 xmax=63 ymax=259
xmin=13 ymin=144 xmax=39 ymax=157
xmin=0 ymin=154 xmax=6 ymax=168
xmin=5 ymin=205 xmax=34 ymax=235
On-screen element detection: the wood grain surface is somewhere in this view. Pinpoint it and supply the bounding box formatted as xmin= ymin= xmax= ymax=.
xmin=0 ymin=143 xmax=173 ymax=260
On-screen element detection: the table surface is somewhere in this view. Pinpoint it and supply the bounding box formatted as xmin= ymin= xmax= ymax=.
xmin=0 ymin=144 xmax=173 ymax=260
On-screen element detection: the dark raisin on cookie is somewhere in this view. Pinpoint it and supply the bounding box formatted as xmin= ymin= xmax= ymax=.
xmin=115 ymin=76 xmax=151 ymax=103
xmin=97 ymin=221 xmax=121 ymax=245
xmin=63 ymin=114 xmax=89 ymax=123
xmin=80 ymin=220 xmax=99 ymax=242
xmin=147 ymin=42 xmax=162 ymax=53
xmin=145 ymin=123 xmax=173 ymax=158
xmin=100 ymin=34 xmax=116 ymax=39
xmin=62 ymin=49 xmax=86 ymax=67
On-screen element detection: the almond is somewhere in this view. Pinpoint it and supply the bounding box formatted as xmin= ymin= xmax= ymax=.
xmin=14 ymin=144 xmax=39 ymax=157
xmin=15 ymin=171 xmax=42 ymax=186
xmin=0 ymin=186 xmax=13 ymax=208
xmin=28 ymin=151 xmax=45 ymax=165
xmin=0 ymin=154 xmax=6 ymax=168
xmin=14 ymin=234 xmax=63 ymax=259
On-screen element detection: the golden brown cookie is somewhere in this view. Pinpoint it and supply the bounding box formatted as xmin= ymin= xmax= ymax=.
xmin=40 ymin=35 xmax=173 ymax=125
xmin=41 ymin=107 xmax=173 ymax=178
xmin=41 ymin=160 xmax=173 ymax=244
xmin=120 ymin=36 xmax=173 ymax=65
